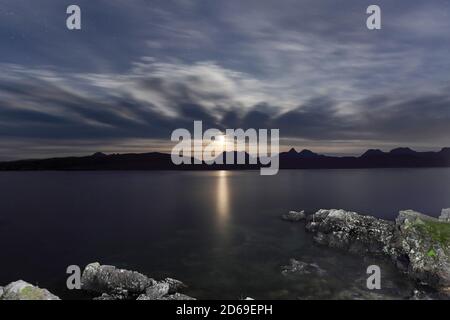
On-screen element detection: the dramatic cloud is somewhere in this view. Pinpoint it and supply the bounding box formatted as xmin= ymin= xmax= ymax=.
xmin=0 ymin=0 xmax=450 ymax=159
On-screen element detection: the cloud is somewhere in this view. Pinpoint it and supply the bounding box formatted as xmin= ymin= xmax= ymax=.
xmin=1 ymin=58 xmax=449 ymax=161
xmin=1 ymin=1 xmax=450 ymax=159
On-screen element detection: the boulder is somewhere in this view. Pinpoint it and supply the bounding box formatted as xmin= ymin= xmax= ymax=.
xmin=162 ymin=277 xmax=187 ymax=294
xmin=0 ymin=280 xmax=60 ymax=300
xmin=394 ymin=210 xmax=450 ymax=292
xmin=440 ymin=208 xmax=450 ymax=222
xmin=305 ymin=209 xmax=396 ymax=255
xmin=305 ymin=209 xmax=450 ymax=295
xmin=144 ymin=282 xmax=170 ymax=299
xmin=0 ymin=286 xmax=4 ymax=299
xmin=81 ymin=262 xmax=155 ymax=294
xmin=281 ymin=210 xmax=306 ymax=222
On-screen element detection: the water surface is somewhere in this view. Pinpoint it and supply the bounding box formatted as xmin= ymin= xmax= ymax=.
xmin=1 ymin=168 xmax=449 ymax=299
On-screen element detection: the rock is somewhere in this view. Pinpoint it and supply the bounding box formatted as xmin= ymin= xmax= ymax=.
xmin=305 ymin=209 xmax=396 ymax=255
xmin=162 ymin=277 xmax=187 ymax=294
xmin=0 ymin=286 xmax=4 ymax=299
xmin=409 ymin=289 xmax=433 ymax=300
xmin=81 ymin=262 xmax=155 ymax=294
xmin=136 ymin=294 xmax=152 ymax=300
xmin=0 ymin=280 xmax=60 ymax=300
xmin=281 ymin=259 xmax=327 ymax=276
xmin=440 ymin=208 xmax=450 ymax=222
xmin=394 ymin=210 xmax=450 ymax=292
xmin=137 ymin=291 xmax=196 ymax=301
xmin=305 ymin=209 xmax=450 ymax=295
xmin=157 ymin=293 xmax=196 ymax=300
xmin=281 ymin=210 xmax=305 ymax=222
xmin=93 ymin=293 xmax=122 ymax=300
xmin=144 ymin=282 xmax=170 ymax=299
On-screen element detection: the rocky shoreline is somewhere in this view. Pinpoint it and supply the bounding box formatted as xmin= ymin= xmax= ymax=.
xmin=0 ymin=262 xmax=195 ymax=301
xmin=2 ymin=209 xmax=449 ymax=300
xmin=282 ymin=208 xmax=450 ymax=298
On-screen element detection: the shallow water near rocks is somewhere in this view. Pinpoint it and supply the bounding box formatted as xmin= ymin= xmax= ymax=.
xmin=0 ymin=169 xmax=449 ymax=299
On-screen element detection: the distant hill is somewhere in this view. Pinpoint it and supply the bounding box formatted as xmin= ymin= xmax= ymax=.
xmin=278 ymin=147 xmax=450 ymax=169
xmin=0 ymin=148 xmax=449 ymax=171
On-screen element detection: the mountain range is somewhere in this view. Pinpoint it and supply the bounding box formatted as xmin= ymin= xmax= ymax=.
xmin=1 ymin=147 xmax=450 ymax=171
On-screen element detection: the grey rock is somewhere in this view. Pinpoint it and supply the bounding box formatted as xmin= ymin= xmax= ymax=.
xmin=1 ymin=280 xmax=60 ymax=300
xmin=162 ymin=277 xmax=187 ymax=294
xmin=305 ymin=209 xmax=450 ymax=295
xmin=137 ymin=285 xmax=194 ymax=301
xmin=0 ymin=286 xmax=4 ymax=299
xmin=281 ymin=210 xmax=306 ymax=222
xmin=281 ymin=259 xmax=327 ymax=276
xmin=409 ymin=289 xmax=433 ymax=300
xmin=93 ymin=293 xmax=122 ymax=300
xmin=440 ymin=208 xmax=450 ymax=222
xmin=144 ymin=282 xmax=170 ymax=299
xmin=394 ymin=210 xmax=450 ymax=292
xmin=305 ymin=209 xmax=396 ymax=255
xmin=136 ymin=293 xmax=152 ymax=300
xmin=157 ymin=293 xmax=196 ymax=300
xmin=81 ymin=262 xmax=154 ymax=294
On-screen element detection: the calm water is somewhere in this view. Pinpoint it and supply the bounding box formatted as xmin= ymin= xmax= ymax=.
xmin=1 ymin=169 xmax=449 ymax=299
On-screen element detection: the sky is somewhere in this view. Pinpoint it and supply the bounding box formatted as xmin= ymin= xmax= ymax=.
xmin=1 ymin=0 xmax=450 ymax=160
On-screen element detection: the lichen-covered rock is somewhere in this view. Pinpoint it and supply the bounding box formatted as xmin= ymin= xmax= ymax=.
xmin=81 ymin=262 xmax=155 ymax=294
xmin=0 ymin=280 xmax=60 ymax=300
xmin=440 ymin=208 xmax=450 ymax=222
xmin=304 ymin=208 xmax=450 ymax=295
xmin=281 ymin=210 xmax=306 ymax=222
xmin=305 ymin=209 xmax=396 ymax=255
xmin=394 ymin=210 xmax=450 ymax=292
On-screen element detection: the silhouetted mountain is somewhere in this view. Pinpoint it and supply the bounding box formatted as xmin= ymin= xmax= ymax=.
xmin=440 ymin=147 xmax=450 ymax=155
xmin=0 ymin=147 xmax=449 ymax=171
xmin=287 ymin=148 xmax=298 ymax=155
xmin=389 ymin=147 xmax=417 ymax=155
xmin=298 ymin=149 xmax=321 ymax=158
xmin=361 ymin=149 xmax=385 ymax=158
xmin=92 ymin=152 xmax=107 ymax=158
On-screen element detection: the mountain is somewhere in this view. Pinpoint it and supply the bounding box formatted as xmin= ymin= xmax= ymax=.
xmin=0 ymin=147 xmax=449 ymax=171
xmin=360 ymin=149 xmax=385 ymax=158
xmin=389 ymin=147 xmax=417 ymax=155
xmin=298 ymin=149 xmax=321 ymax=158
